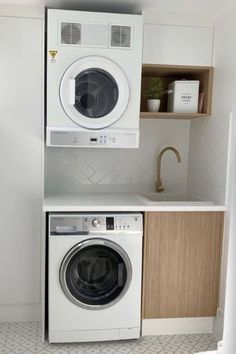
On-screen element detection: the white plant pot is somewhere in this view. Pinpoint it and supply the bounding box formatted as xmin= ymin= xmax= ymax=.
xmin=147 ymin=99 xmax=161 ymax=112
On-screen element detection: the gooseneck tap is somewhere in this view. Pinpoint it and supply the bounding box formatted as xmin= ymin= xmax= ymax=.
xmin=156 ymin=147 xmax=181 ymax=193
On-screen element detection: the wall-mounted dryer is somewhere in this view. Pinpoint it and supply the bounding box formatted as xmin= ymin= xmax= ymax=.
xmin=46 ymin=9 xmax=143 ymax=148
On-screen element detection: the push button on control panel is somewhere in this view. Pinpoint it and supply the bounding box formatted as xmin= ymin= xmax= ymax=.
xmin=89 ymin=134 xmax=117 ymax=146
xmin=92 ymin=219 xmax=100 ymax=227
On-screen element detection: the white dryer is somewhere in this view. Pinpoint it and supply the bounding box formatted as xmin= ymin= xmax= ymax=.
xmin=46 ymin=9 xmax=143 ymax=148
xmin=48 ymin=213 xmax=143 ymax=343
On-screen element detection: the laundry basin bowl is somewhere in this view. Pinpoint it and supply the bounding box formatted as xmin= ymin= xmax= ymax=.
xmin=138 ymin=193 xmax=214 ymax=206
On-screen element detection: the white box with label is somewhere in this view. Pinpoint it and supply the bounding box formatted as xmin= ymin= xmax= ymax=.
xmin=167 ymin=80 xmax=200 ymax=113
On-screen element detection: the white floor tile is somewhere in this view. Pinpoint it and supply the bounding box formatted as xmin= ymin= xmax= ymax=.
xmin=0 ymin=322 xmax=217 ymax=354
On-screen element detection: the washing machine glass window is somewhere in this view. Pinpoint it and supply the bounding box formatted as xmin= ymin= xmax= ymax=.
xmin=60 ymin=239 xmax=132 ymax=309
xmin=74 ymin=68 xmax=119 ymax=118
xmin=60 ymin=56 xmax=129 ymax=129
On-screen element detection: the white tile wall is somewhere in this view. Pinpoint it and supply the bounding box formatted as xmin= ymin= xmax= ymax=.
xmin=45 ymin=119 xmax=190 ymax=195
xmin=188 ymin=114 xmax=229 ymax=205
xmin=188 ymin=15 xmax=232 ymax=205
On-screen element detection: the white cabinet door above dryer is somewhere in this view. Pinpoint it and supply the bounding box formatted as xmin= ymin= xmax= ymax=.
xmin=143 ymin=24 xmax=214 ymax=66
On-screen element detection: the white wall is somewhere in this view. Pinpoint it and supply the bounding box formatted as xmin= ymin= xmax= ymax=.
xmin=0 ymin=4 xmax=43 ymax=18
xmin=188 ymin=4 xmax=236 ymax=340
xmin=0 ymin=15 xmax=43 ymax=321
xmin=223 ymin=116 xmax=236 ymax=354
xmin=45 ymin=120 xmax=190 ymax=195
xmin=211 ymin=6 xmax=236 ymax=349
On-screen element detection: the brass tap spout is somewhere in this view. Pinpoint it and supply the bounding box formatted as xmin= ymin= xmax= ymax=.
xmin=156 ymin=147 xmax=181 ymax=193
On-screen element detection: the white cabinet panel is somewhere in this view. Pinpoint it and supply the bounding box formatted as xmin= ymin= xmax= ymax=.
xmin=0 ymin=17 xmax=42 ymax=304
xmin=143 ymin=24 xmax=214 ymax=66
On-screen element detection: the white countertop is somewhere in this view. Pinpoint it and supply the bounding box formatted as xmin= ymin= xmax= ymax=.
xmin=43 ymin=193 xmax=226 ymax=212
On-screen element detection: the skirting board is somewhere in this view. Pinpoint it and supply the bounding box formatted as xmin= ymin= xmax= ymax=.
xmin=197 ymin=350 xmax=218 ymax=354
xmin=142 ymin=317 xmax=214 ymax=336
xmin=0 ymin=304 xmax=41 ymax=322
xmin=213 ymin=308 xmax=224 ymax=340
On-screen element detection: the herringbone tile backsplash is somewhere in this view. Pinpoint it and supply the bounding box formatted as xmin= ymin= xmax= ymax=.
xmin=45 ymin=120 xmax=190 ymax=194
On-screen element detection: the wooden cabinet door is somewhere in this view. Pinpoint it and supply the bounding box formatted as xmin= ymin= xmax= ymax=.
xmin=143 ymin=212 xmax=223 ymax=318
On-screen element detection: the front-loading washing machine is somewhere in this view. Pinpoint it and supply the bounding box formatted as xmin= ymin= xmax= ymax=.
xmin=46 ymin=9 xmax=143 ymax=148
xmin=48 ymin=213 xmax=143 ymax=343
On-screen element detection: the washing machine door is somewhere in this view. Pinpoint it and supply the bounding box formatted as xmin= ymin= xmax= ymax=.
xmin=60 ymin=56 xmax=129 ymax=129
xmin=60 ymin=239 xmax=132 ymax=309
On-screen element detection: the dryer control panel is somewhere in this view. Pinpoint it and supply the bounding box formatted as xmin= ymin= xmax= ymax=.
xmin=49 ymin=213 xmax=143 ymax=235
xmin=47 ymin=128 xmax=139 ymax=148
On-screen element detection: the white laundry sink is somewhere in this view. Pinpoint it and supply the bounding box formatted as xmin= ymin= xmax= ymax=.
xmin=138 ymin=193 xmax=214 ymax=206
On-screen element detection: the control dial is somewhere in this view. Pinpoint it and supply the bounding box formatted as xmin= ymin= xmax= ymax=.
xmin=92 ymin=219 xmax=100 ymax=227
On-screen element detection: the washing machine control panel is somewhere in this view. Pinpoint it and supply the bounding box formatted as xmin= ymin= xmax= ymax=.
xmin=50 ymin=213 xmax=143 ymax=235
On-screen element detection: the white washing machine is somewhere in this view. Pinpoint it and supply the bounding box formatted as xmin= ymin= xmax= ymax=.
xmin=46 ymin=9 xmax=143 ymax=148
xmin=48 ymin=213 xmax=143 ymax=343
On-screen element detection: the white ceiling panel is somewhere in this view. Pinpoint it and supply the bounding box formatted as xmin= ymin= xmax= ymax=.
xmin=0 ymin=0 xmax=233 ymax=16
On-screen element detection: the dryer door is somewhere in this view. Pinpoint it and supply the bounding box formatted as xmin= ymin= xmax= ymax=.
xmin=59 ymin=238 xmax=132 ymax=309
xmin=60 ymin=56 xmax=129 ymax=129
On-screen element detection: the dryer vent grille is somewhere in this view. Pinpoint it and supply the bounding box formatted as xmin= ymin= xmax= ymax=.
xmin=110 ymin=25 xmax=132 ymax=48
xmin=61 ymin=22 xmax=81 ymax=45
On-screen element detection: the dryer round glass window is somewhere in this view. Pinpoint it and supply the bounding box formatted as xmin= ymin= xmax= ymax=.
xmin=74 ymin=68 xmax=119 ymax=118
xmin=60 ymin=56 xmax=130 ymax=129
xmin=60 ymin=239 xmax=132 ymax=309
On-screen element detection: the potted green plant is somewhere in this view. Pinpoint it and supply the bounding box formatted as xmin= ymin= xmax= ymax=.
xmin=144 ymin=77 xmax=165 ymax=112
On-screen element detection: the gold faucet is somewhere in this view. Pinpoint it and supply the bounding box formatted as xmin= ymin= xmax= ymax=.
xmin=156 ymin=147 xmax=182 ymax=193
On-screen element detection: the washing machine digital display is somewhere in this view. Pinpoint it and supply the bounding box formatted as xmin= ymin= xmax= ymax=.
xmin=74 ymin=69 xmax=119 ymax=119
xmin=60 ymin=239 xmax=132 ymax=309
xmin=106 ymin=217 xmax=114 ymax=230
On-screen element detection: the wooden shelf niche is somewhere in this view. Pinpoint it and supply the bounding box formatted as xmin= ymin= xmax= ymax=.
xmin=140 ymin=64 xmax=214 ymax=120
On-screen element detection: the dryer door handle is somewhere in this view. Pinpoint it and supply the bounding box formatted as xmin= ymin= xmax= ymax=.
xmin=69 ymin=79 xmax=75 ymax=105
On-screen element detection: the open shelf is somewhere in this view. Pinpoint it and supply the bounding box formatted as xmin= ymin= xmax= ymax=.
xmin=140 ymin=64 xmax=214 ymax=120
xmin=140 ymin=112 xmax=209 ymax=119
